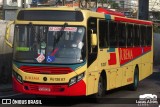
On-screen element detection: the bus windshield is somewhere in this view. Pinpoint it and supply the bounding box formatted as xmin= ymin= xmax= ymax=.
xmin=13 ymin=25 xmax=86 ymax=64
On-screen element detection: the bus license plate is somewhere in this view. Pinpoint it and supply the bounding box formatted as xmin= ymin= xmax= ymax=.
xmin=39 ymin=86 xmax=51 ymax=92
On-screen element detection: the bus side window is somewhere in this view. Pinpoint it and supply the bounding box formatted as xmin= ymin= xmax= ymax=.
xmin=119 ymin=23 xmax=126 ymax=47
xmin=134 ymin=25 xmax=140 ymax=46
xmin=127 ymin=24 xmax=134 ymax=47
xmin=99 ymin=20 xmax=108 ymax=48
xmin=140 ymin=25 xmax=146 ymax=46
xmin=132 ymin=25 xmax=135 ymax=47
xmin=146 ymin=26 xmax=152 ymax=46
xmin=109 ymin=21 xmax=118 ymax=48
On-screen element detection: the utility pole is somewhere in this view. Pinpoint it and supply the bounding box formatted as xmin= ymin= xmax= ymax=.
xmin=138 ymin=0 xmax=149 ymax=20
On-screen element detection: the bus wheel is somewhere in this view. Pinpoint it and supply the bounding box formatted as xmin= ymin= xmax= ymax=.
xmin=89 ymin=75 xmax=106 ymax=103
xmin=94 ymin=75 xmax=106 ymax=99
xmin=129 ymin=67 xmax=139 ymax=91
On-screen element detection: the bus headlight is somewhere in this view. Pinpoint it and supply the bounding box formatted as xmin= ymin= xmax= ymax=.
xmin=13 ymin=71 xmax=23 ymax=84
xmin=77 ymin=73 xmax=84 ymax=82
xmin=69 ymin=72 xmax=85 ymax=86
xmin=69 ymin=77 xmax=77 ymax=86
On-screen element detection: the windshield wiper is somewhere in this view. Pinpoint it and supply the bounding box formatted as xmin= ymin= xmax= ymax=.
xmin=29 ymin=22 xmax=40 ymax=44
xmin=29 ymin=22 xmax=41 ymax=51
xmin=54 ymin=22 xmax=68 ymax=47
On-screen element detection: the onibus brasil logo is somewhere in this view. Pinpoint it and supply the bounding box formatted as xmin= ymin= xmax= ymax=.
xmin=136 ymin=94 xmax=158 ymax=106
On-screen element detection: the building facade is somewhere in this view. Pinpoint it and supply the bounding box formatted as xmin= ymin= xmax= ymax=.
xmin=3 ymin=0 xmax=32 ymax=7
xmin=3 ymin=0 xmax=32 ymax=20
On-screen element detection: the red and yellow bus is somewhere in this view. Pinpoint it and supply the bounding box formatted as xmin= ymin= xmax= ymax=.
xmin=6 ymin=7 xmax=153 ymax=97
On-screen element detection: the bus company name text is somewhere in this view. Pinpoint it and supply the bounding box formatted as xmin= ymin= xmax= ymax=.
xmin=120 ymin=48 xmax=133 ymax=61
xmin=25 ymin=76 xmax=40 ymax=81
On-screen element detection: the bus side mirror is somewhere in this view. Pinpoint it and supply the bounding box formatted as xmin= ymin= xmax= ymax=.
xmin=91 ymin=33 xmax=97 ymax=47
xmin=5 ymin=21 xmax=14 ymax=48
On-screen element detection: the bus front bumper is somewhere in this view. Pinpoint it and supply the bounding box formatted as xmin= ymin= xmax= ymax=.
xmin=12 ymin=77 xmax=86 ymax=96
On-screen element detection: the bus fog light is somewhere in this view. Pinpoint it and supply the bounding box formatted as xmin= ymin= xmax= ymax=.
xmin=69 ymin=77 xmax=77 ymax=86
xmin=77 ymin=73 xmax=84 ymax=82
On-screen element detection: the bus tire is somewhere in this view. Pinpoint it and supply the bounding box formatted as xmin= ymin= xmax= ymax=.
xmin=91 ymin=75 xmax=106 ymax=103
xmin=129 ymin=67 xmax=139 ymax=91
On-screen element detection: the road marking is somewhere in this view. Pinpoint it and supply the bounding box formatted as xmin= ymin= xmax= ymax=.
xmin=0 ymin=93 xmax=22 ymax=98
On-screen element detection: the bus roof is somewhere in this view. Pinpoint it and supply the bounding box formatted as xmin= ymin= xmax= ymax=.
xmin=22 ymin=6 xmax=77 ymax=11
xmin=18 ymin=7 xmax=153 ymax=25
xmin=96 ymin=7 xmax=153 ymax=25
xmin=96 ymin=7 xmax=125 ymax=17
xmin=114 ymin=16 xmax=153 ymax=25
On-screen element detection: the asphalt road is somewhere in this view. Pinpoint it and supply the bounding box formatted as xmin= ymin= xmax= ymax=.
xmin=0 ymin=67 xmax=160 ymax=107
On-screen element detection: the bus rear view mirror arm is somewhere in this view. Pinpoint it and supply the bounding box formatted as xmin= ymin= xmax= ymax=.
xmin=5 ymin=21 xmax=14 ymax=48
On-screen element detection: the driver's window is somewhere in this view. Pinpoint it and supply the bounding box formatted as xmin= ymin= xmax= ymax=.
xmin=87 ymin=17 xmax=98 ymax=66
xmin=87 ymin=18 xmax=97 ymax=53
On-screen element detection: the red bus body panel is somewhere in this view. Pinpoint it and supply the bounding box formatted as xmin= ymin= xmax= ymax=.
xmin=13 ymin=77 xmax=86 ymax=96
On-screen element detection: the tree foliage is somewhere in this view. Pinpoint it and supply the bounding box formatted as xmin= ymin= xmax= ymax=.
xmin=109 ymin=1 xmax=120 ymax=9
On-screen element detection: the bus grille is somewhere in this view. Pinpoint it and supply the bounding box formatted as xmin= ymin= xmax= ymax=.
xmin=24 ymin=83 xmax=66 ymax=92
xmin=20 ymin=66 xmax=73 ymax=74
